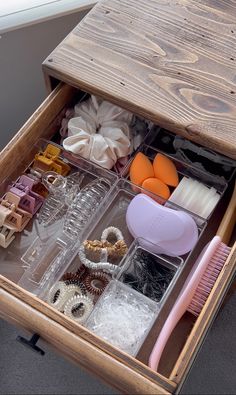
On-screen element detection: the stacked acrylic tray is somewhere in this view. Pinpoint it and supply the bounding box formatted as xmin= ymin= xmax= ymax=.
xmin=44 ymin=137 xmax=236 ymax=357
xmin=147 ymin=127 xmax=236 ymax=183
xmin=123 ymin=144 xmax=229 ymax=223
xmin=1 ymin=126 xmax=235 ymax=360
xmin=85 ymin=243 xmax=184 ymax=357
xmin=48 ymin=177 xmax=206 ymax=356
xmin=0 ymin=139 xmax=117 ymax=297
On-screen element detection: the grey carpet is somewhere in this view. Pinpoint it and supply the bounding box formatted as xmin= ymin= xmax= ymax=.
xmin=0 ymin=288 xmax=235 ymax=395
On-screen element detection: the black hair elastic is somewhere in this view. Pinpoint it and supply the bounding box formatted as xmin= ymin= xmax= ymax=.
xmin=121 ymin=250 xmax=174 ymax=302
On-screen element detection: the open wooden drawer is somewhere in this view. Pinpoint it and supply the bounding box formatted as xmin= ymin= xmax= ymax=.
xmin=0 ymin=81 xmax=235 ymax=395
xmin=1 ymin=0 xmax=236 ymax=393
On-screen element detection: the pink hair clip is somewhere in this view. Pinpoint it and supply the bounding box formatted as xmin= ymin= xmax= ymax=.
xmin=0 ymin=192 xmax=32 ymax=232
xmin=9 ymin=175 xmax=44 ymax=215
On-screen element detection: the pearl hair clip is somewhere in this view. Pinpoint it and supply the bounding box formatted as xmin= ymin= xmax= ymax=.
xmin=78 ymin=227 xmax=128 ymax=273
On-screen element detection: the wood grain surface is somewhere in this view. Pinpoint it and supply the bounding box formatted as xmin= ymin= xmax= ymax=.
xmin=43 ymin=0 xmax=236 ymax=159
xmin=0 ymin=83 xmax=77 ymax=184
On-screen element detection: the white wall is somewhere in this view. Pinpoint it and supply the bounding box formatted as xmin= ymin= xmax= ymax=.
xmin=0 ymin=10 xmax=88 ymax=150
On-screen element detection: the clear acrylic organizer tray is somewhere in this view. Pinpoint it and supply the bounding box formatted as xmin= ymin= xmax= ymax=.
xmin=84 ymin=279 xmax=159 ymax=357
xmin=61 ymin=178 xmax=207 ymax=287
xmin=0 ymin=139 xmax=117 ymax=298
xmin=114 ymin=240 xmax=184 ymax=307
xmin=145 ymin=127 xmax=236 ymax=182
xmin=123 ymin=144 xmax=228 ymax=221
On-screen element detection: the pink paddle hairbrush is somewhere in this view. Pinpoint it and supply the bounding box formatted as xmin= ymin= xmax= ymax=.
xmin=149 ymin=181 xmax=236 ymax=372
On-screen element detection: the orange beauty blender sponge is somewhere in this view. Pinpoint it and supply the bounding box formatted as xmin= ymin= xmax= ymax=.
xmin=130 ymin=152 xmax=154 ymax=186
xmin=142 ymin=178 xmax=170 ymax=201
xmin=153 ymin=153 xmax=179 ymax=187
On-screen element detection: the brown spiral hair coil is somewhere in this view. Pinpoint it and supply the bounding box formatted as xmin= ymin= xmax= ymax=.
xmin=84 ymin=271 xmax=111 ymax=296
xmin=62 ymin=272 xmax=75 ymax=281
xmin=76 ymin=264 xmax=89 ymax=281
xmin=62 ymin=265 xmax=89 ymax=283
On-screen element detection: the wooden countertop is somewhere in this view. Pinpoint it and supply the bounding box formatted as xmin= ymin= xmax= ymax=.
xmin=43 ymin=0 xmax=236 ymax=159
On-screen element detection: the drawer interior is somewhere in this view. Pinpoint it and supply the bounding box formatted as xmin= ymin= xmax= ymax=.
xmin=0 ymin=82 xmax=235 ymax=391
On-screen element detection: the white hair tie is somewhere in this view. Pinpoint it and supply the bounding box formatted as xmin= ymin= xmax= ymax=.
xmin=64 ymin=295 xmax=93 ymax=324
xmin=47 ymin=282 xmax=83 ymax=311
xmin=78 ymin=227 xmax=127 ymax=273
xmin=78 ymin=243 xmax=117 ymax=273
xmin=101 ymin=226 xmax=124 ymax=242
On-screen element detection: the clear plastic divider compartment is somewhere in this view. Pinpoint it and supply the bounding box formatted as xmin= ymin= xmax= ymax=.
xmin=115 ymin=240 xmax=183 ymax=307
xmin=124 ymin=144 xmax=228 ymax=221
xmin=63 ymin=179 xmax=206 ymax=285
xmin=85 ymin=279 xmax=159 ymax=357
xmin=147 ymin=127 xmax=236 ymax=182
xmin=0 ymin=139 xmax=117 ymax=298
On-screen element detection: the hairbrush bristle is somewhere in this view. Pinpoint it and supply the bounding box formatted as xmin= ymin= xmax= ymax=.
xmin=188 ymin=243 xmax=231 ymax=316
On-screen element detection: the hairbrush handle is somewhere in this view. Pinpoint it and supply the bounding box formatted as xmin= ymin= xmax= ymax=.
xmin=149 ymin=181 xmax=236 ymax=372
xmin=148 ymin=237 xmax=220 ymax=371
xmin=217 ymin=180 xmax=236 ymax=244
xmin=149 ymin=182 xmax=236 ymax=372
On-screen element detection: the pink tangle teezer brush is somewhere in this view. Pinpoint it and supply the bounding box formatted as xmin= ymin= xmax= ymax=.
xmin=149 ymin=181 xmax=236 ymax=372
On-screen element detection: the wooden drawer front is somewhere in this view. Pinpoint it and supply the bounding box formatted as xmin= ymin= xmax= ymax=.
xmin=1 ymin=244 xmax=236 ymax=393
xmin=0 ymin=283 xmax=174 ymax=395
xmin=0 ymin=82 xmax=236 ymax=395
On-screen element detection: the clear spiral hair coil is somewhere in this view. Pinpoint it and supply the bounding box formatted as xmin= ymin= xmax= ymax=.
xmin=64 ymin=294 xmax=94 ymax=323
xmin=47 ymin=281 xmax=84 ymax=311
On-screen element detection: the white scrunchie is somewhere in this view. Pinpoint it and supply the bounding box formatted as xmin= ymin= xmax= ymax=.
xmin=63 ymin=96 xmax=133 ymax=169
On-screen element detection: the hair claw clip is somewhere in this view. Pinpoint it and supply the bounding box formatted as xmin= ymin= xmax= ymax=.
xmin=25 ymin=169 xmax=49 ymax=198
xmin=0 ymin=225 xmax=15 ymax=248
xmin=37 ymin=171 xmax=84 ymax=226
xmin=63 ymin=178 xmax=110 ymax=239
xmin=0 ymin=192 xmax=32 ymax=232
xmin=9 ymin=175 xmax=44 ymax=215
xmin=33 ymin=144 xmax=71 ymax=176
